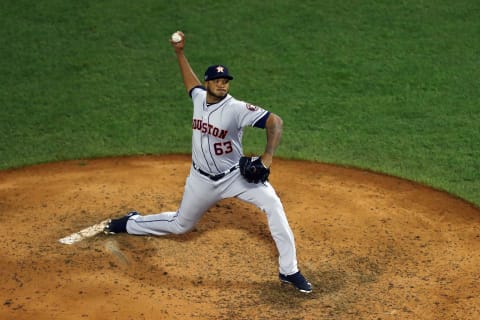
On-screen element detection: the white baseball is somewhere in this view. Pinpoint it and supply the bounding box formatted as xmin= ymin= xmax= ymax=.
xmin=171 ymin=32 xmax=182 ymax=43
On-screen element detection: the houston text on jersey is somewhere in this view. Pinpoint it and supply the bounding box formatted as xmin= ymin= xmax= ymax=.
xmin=192 ymin=119 xmax=228 ymax=139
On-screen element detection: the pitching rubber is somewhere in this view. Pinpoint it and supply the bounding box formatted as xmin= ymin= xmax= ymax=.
xmin=58 ymin=219 xmax=110 ymax=244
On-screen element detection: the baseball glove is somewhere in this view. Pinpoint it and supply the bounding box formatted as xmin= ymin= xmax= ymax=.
xmin=239 ymin=156 xmax=270 ymax=184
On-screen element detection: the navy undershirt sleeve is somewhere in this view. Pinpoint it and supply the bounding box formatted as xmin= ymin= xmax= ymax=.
xmin=253 ymin=112 xmax=270 ymax=129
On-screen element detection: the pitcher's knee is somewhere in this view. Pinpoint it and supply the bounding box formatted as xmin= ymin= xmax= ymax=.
xmin=262 ymin=197 xmax=284 ymax=213
xmin=172 ymin=221 xmax=195 ymax=234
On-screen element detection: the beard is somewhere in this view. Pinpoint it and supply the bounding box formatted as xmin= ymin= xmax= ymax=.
xmin=206 ymin=87 xmax=227 ymax=100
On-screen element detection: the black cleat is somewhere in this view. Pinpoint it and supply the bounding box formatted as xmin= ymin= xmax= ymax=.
xmin=279 ymin=271 xmax=312 ymax=293
xmin=103 ymin=211 xmax=139 ymax=234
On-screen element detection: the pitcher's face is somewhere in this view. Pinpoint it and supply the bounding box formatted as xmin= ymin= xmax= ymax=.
xmin=205 ymin=78 xmax=230 ymax=103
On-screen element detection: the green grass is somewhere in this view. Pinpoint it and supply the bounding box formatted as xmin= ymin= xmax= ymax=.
xmin=1 ymin=0 xmax=479 ymax=205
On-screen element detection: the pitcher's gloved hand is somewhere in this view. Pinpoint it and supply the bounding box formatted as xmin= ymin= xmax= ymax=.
xmin=239 ymin=156 xmax=270 ymax=184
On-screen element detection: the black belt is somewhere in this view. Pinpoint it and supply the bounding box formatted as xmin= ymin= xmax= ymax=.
xmin=192 ymin=162 xmax=238 ymax=181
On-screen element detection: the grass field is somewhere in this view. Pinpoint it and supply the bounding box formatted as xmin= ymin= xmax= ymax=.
xmin=1 ymin=0 xmax=479 ymax=205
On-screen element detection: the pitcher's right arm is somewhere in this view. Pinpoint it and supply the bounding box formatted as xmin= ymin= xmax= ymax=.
xmin=170 ymin=31 xmax=201 ymax=93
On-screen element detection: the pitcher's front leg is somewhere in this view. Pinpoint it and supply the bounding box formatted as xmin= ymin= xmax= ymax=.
xmin=236 ymin=182 xmax=298 ymax=275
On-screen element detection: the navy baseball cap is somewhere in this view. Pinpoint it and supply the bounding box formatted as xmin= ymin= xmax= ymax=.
xmin=204 ymin=65 xmax=234 ymax=81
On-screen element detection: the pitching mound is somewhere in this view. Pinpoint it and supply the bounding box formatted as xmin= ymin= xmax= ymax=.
xmin=1 ymin=155 xmax=479 ymax=319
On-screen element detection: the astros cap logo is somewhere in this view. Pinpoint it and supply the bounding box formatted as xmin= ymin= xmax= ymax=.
xmin=204 ymin=64 xmax=234 ymax=81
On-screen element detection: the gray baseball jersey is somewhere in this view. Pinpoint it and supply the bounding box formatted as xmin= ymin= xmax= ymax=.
xmin=190 ymin=86 xmax=269 ymax=174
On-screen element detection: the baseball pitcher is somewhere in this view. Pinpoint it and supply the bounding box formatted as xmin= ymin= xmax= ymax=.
xmin=104 ymin=31 xmax=312 ymax=293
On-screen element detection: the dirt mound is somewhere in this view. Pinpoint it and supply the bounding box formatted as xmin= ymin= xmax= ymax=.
xmin=1 ymin=155 xmax=479 ymax=319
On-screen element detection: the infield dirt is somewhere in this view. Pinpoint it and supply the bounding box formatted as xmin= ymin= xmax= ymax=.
xmin=1 ymin=155 xmax=479 ymax=319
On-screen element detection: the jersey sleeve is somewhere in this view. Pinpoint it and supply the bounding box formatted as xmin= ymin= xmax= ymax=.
xmin=236 ymin=101 xmax=270 ymax=128
xmin=189 ymin=85 xmax=206 ymax=98
xmin=253 ymin=112 xmax=270 ymax=128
